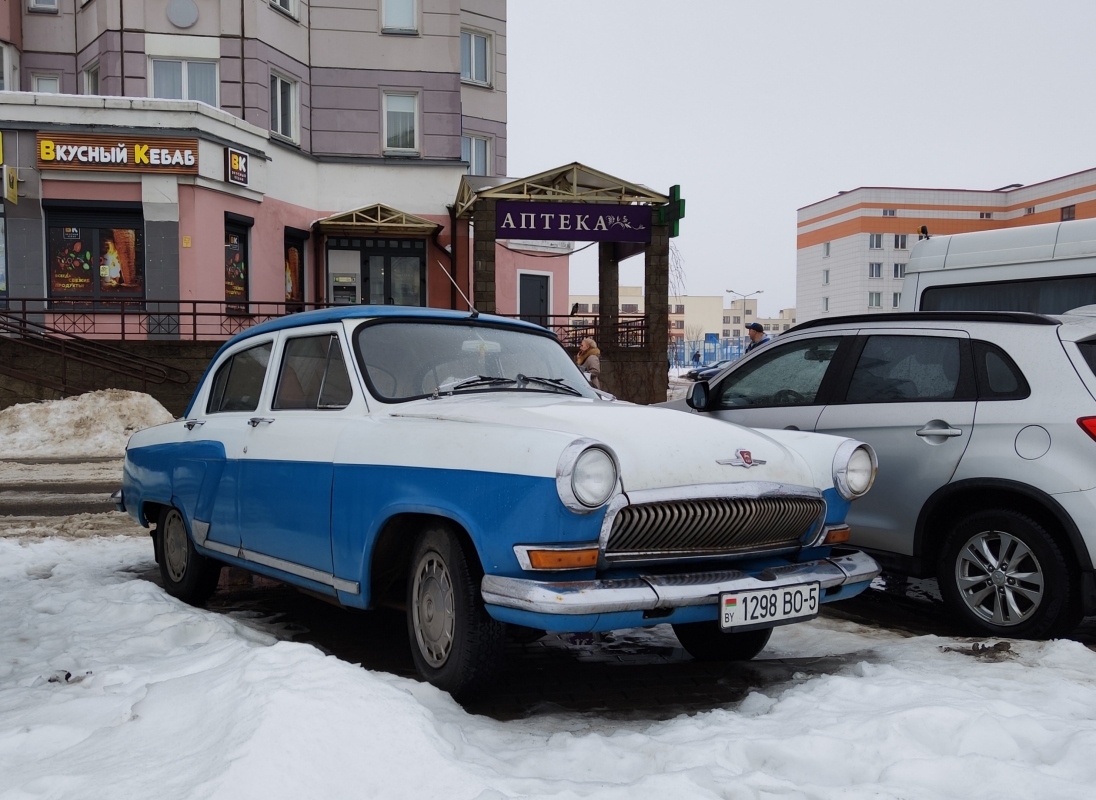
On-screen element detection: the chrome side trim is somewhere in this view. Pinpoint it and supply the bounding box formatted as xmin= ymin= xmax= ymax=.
xmin=240 ymin=548 xmax=361 ymax=595
xmin=480 ymin=550 xmax=881 ymax=616
xmin=191 ymin=519 xmax=211 ymax=546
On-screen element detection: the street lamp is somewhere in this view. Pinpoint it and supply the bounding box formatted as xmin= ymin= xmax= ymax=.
xmin=726 ymin=289 xmax=763 ymax=303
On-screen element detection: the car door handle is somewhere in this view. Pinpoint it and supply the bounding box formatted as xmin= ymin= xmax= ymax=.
xmin=183 ymin=420 xmax=204 ymax=430
xmin=916 ymin=423 xmax=963 ymax=438
xmin=248 ymin=417 xmax=275 ymax=427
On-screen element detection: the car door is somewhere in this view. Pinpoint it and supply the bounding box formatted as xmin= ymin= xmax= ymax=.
xmin=703 ymin=332 xmax=855 ymax=432
xmin=237 ymin=329 xmax=356 ymax=575
xmin=815 ymin=329 xmax=976 ymax=556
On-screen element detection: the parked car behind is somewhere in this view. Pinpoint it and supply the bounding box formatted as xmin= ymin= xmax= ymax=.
xmin=684 ymin=359 xmax=734 ymax=381
xmin=660 ymin=309 xmax=1096 ymax=639
xmin=118 ymin=306 xmax=881 ymax=699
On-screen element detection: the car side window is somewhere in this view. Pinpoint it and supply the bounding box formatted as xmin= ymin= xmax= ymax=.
xmin=972 ymin=340 xmax=1030 ymax=400
xmin=273 ymin=334 xmax=354 ymax=410
xmin=845 ymin=335 xmax=960 ymax=403
xmin=206 ymin=342 xmax=273 ymax=413
xmin=711 ymin=337 xmax=842 ymax=409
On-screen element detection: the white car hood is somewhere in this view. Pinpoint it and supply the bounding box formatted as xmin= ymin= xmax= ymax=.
xmin=388 ymin=395 xmax=816 ymax=493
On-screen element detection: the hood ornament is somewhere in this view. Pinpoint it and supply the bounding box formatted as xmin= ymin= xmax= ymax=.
xmin=718 ymin=449 xmax=766 ymax=468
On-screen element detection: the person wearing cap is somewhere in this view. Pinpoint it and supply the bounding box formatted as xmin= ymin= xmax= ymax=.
xmin=744 ymin=322 xmax=770 ymax=354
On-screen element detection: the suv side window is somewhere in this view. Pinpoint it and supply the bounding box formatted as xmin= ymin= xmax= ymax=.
xmin=712 ymin=337 xmax=842 ymax=408
xmin=972 ymin=340 xmax=1030 ymax=400
xmin=206 ymin=342 xmax=273 ymax=413
xmin=844 ymin=335 xmax=961 ymax=403
xmin=274 ymin=334 xmax=354 ymax=410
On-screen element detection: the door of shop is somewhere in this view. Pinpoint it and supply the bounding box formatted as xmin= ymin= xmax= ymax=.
xmin=519 ymin=274 xmax=549 ymax=326
xmin=326 ymin=237 xmax=426 ymax=306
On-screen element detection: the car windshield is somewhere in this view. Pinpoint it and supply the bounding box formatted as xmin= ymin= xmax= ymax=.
xmin=354 ymin=320 xmax=600 ymax=402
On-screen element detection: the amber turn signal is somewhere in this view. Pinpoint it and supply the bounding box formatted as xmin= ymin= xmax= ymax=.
xmin=528 ymin=548 xmax=600 ymax=570
xmin=823 ymin=525 xmax=851 ymax=545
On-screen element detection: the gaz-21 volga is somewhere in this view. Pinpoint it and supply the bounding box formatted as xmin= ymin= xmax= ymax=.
xmin=117 ymin=306 xmax=880 ymax=698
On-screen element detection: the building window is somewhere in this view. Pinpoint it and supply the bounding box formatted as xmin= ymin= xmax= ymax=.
xmin=592 ymin=304 xmax=599 ymax=313
xmin=672 ymin=320 xmax=684 ymax=330
xmin=882 ymin=209 xmax=896 ymax=217
xmin=675 ymin=304 xmax=685 ymax=314
xmin=384 ymin=93 xmax=417 ymax=152
xmin=892 ymin=292 xmax=902 ymax=308
xmin=722 ymin=329 xmax=730 ymax=337
xmin=270 ymin=0 xmax=293 ymax=16
xmin=270 ymin=73 xmax=297 ymax=140
xmin=152 ymin=59 xmax=218 ymax=106
xmin=979 ymin=212 xmax=993 ymax=219
xmin=382 ymin=0 xmax=416 ymax=33
xmin=83 ymin=63 xmax=100 ymax=95
xmin=461 ymin=134 xmax=489 ymax=176
xmin=733 ymin=329 xmax=740 ymax=337
xmin=869 ymin=233 xmax=883 ymax=249
xmin=783 ymin=324 xmax=790 ymax=330
xmin=822 ymin=297 xmax=829 ymax=313
xmin=28 ymin=0 xmax=59 ymax=12
xmin=576 ymin=303 xmax=589 ymax=313
xmin=621 ymin=303 xmax=639 ymax=313
xmin=732 ymin=315 xmax=740 ymax=324
xmin=1062 ymin=205 xmax=1076 ymax=222
xmin=894 ymin=234 xmax=907 ymax=249
xmin=33 ymin=74 xmax=61 ymax=94
xmin=822 ymin=241 xmax=830 ymax=257
xmin=869 ymin=262 xmax=882 ymax=279
xmin=822 ymin=268 xmax=829 ymax=285
xmin=868 ymin=292 xmax=882 ymax=308
xmin=894 ymin=263 xmax=906 ymax=279
xmin=722 ymin=315 xmax=730 ymax=324
xmin=461 ymin=30 xmax=490 ymax=85
xmin=46 ymin=210 xmax=145 ymax=305
xmin=1025 ymin=206 xmax=1036 ymax=215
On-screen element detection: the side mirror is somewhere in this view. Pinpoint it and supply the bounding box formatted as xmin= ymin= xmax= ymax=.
xmin=686 ymin=380 xmax=709 ymax=410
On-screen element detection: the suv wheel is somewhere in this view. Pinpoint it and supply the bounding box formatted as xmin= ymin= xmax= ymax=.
xmin=938 ymin=509 xmax=1080 ymax=639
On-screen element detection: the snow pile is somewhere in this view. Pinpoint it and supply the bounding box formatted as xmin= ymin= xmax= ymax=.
xmin=0 ymin=390 xmax=173 ymax=458
xmin=3 ymin=530 xmax=1096 ymax=798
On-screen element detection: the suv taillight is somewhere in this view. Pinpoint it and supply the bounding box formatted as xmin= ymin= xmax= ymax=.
xmin=1078 ymin=417 xmax=1096 ymax=442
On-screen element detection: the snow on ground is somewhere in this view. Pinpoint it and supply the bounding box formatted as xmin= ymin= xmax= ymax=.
xmin=4 ymin=392 xmax=1096 ymax=798
xmin=0 ymin=390 xmax=173 ymax=459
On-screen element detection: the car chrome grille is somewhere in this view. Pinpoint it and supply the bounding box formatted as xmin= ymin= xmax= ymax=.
xmin=604 ymin=496 xmax=824 ymax=562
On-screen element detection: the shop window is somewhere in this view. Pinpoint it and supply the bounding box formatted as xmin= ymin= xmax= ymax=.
xmin=461 ymin=30 xmax=490 ymax=85
xmin=384 ymin=93 xmax=417 ymax=153
xmin=461 ymin=134 xmax=489 ymax=176
xmin=152 ymin=59 xmax=217 ymax=106
xmin=46 ymin=210 xmax=145 ymax=306
xmin=327 ymin=237 xmax=426 ymax=307
xmin=285 ymin=227 xmax=308 ymax=312
xmin=270 ymin=73 xmax=297 ymax=141
xmin=382 ymin=0 xmax=416 ymax=33
xmin=225 ymin=215 xmax=253 ymax=313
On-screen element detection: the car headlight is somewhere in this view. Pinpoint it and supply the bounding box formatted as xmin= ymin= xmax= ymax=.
xmin=557 ymin=439 xmax=619 ymax=513
xmin=832 ymin=440 xmax=878 ymax=500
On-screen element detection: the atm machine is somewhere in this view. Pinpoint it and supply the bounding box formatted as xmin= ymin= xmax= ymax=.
xmin=328 ymin=250 xmax=361 ymax=305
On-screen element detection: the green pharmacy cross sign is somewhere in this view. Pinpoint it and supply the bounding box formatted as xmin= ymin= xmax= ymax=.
xmin=658 ymin=184 xmax=686 ymax=237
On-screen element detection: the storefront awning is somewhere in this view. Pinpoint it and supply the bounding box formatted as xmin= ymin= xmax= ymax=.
xmin=454 ymin=162 xmax=670 ymax=218
xmin=314 ymin=203 xmax=442 ymax=236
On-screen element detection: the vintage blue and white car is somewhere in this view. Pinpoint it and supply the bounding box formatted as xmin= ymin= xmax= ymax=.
xmin=118 ymin=306 xmax=880 ymax=698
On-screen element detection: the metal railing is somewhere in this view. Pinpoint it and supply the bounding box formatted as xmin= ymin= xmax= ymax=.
xmin=502 ymin=315 xmax=648 ymax=348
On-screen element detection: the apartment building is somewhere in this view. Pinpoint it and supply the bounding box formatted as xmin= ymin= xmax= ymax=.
xmin=796 ymin=168 xmax=1096 ymax=323
xmin=0 ymin=0 xmax=536 ymax=325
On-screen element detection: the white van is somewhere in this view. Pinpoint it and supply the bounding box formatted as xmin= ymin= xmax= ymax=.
xmin=899 ymin=217 xmax=1096 ymax=313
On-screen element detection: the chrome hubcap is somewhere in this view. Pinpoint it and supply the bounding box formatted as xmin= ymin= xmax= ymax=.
xmin=163 ymin=510 xmax=188 ymax=584
xmin=955 ymin=530 xmax=1044 ymax=626
xmin=412 ymin=552 xmax=455 ymax=668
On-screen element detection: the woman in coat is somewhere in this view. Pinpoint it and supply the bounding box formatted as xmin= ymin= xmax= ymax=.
xmin=577 ymin=337 xmax=602 ymax=390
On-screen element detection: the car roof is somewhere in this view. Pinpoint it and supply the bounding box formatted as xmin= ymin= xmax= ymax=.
xmin=787 ymin=311 xmax=1060 ymax=334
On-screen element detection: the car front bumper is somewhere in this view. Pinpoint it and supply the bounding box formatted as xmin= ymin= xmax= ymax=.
xmin=480 ymin=549 xmax=880 ymax=615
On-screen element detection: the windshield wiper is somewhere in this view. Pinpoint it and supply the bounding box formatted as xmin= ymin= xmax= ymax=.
xmin=516 ymin=374 xmax=583 ymax=396
xmin=449 ymin=375 xmax=518 ymax=392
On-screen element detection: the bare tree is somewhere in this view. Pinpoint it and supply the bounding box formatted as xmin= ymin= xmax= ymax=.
xmin=669 ymin=241 xmax=687 ymax=301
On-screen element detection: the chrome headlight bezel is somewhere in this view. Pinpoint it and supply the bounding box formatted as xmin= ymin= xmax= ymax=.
xmin=556 ymin=438 xmax=620 ymax=513
xmin=832 ymin=440 xmax=878 ymax=501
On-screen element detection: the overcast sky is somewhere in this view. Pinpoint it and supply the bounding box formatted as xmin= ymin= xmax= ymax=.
xmin=506 ymin=0 xmax=1096 ymax=315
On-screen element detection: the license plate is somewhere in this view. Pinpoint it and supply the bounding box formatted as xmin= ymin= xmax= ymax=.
xmin=720 ymin=583 xmax=819 ymax=630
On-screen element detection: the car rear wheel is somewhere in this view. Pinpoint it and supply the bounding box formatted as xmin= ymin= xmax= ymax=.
xmin=155 ymin=506 xmax=222 ymax=606
xmin=671 ymin=622 xmax=772 ymax=661
xmin=938 ymin=509 xmax=1081 ymax=639
xmin=406 ymin=525 xmax=505 ymax=699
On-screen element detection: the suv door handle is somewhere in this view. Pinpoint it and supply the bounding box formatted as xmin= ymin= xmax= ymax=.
xmin=916 ymin=423 xmax=963 ymax=438
xmin=183 ymin=420 xmax=204 ymax=430
xmin=248 ymin=417 xmax=275 ymax=427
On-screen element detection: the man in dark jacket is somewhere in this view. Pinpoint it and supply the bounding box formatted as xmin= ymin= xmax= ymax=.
xmin=744 ymin=322 xmax=770 ymax=354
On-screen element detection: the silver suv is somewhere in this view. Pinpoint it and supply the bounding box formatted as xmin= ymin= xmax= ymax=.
xmin=662 ymin=310 xmax=1096 ymax=638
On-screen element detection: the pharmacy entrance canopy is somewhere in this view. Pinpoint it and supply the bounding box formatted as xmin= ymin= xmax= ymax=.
xmin=454 ymin=162 xmax=682 ymax=404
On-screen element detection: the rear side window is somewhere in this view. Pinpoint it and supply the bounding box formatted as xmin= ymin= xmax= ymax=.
xmin=274 ymin=334 xmax=353 ymax=410
xmin=1074 ymin=340 xmax=1096 ymax=381
xmin=972 ymin=340 xmax=1030 ymax=400
xmin=712 ymin=337 xmax=842 ymax=408
xmin=845 ymin=335 xmax=960 ymax=403
xmin=206 ymin=342 xmax=272 ymax=413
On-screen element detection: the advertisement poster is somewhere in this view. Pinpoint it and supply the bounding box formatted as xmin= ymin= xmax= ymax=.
xmin=48 ymin=226 xmax=144 ymax=299
xmin=225 ymin=231 xmax=248 ymax=308
xmin=285 ymin=241 xmax=303 ymax=303
xmin=0 ymin=218 xmax=7 ymax=296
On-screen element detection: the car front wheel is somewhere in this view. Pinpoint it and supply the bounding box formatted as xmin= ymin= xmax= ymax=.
xmin=155 ymin=506 xmax=222 ymax=606
xmin=406 ymin=525 xmax=505 ymax=699
xmin=938 ymin=509 xmax=1081 ymax=639
xmin=671 ymin=622 xmax=772 ymax=661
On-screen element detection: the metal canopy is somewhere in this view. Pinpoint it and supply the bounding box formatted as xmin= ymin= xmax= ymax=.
xmin=454 ymin=162 xmax=670 ymax=218
xmin=314 ymin=203 xmax=441 ymax=236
